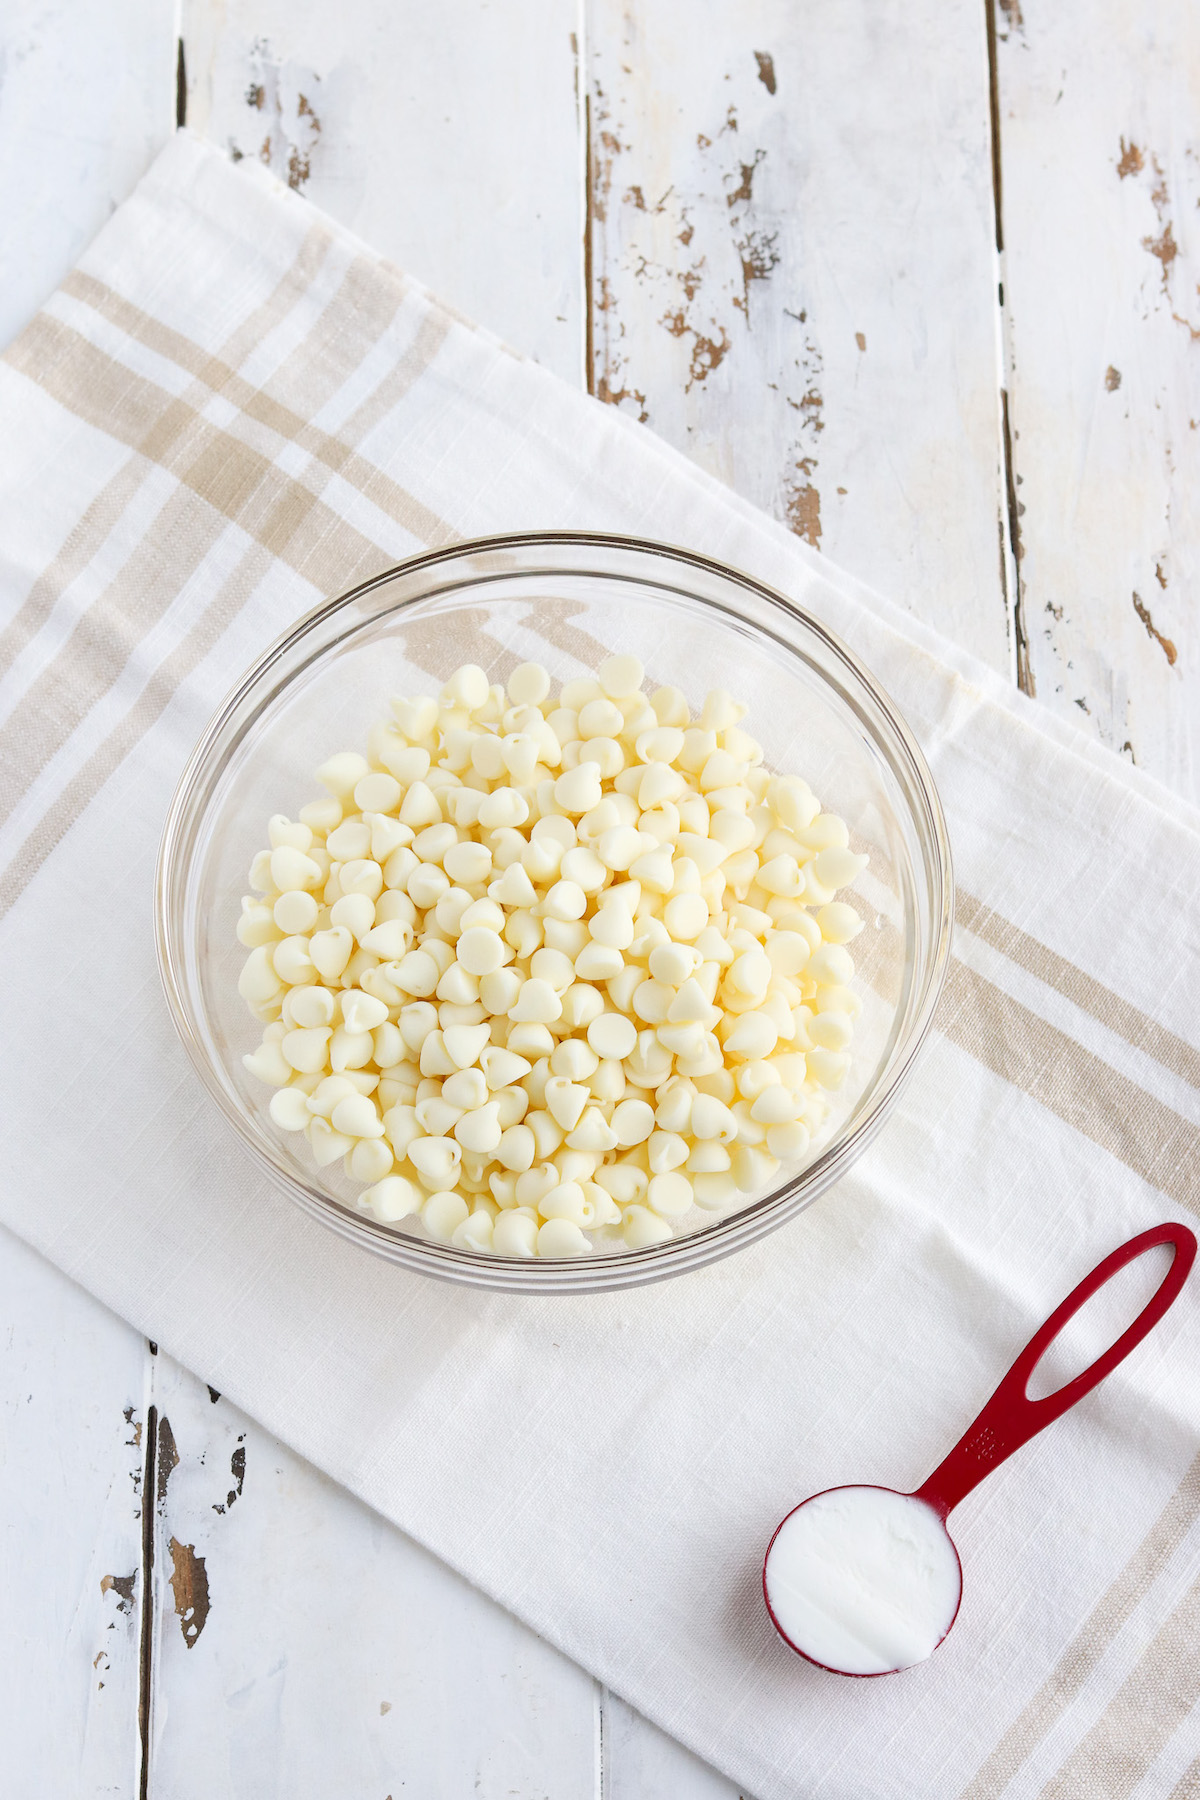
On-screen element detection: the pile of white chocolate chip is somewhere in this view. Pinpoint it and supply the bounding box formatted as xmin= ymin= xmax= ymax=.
xmin=236 ymin=656 xmax=866 ymax=1258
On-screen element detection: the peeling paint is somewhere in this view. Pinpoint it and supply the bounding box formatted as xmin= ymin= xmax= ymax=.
xmin=212 ymin=1439 xmax=247 ymax=1515
xmin=784 ymin=471 xmax=822 ymax=547
xmin=1117 ymin=137 xmax=1144 ymax=179
xmin=231 ymin=38 xmax=324 ymax=192
xmin=734 ymin=228 xmax=780 ymax=313
xmin=596 ymin=373 xmax=648 ymax=422
xmin=754 ymin=52 xmax=777 ymax=95
xmin=725 ymin=148 xmax=765 ymax=209
xmin=1143 ymin=220 xmax=1178 ymax=289
xmin=855 ymin=332 xmax=866 ymax=352
xmin=686 ymin=327 xmax=730 ymax=388
xmin=101 ymin=1572 xmax=137 ymax=1615
xmin=157 ymin=1416 xmax=180 ymax=1509
xmin=1105 ymin=365 xmax=1122 ymax=390
xmin=168 ymin=1539 xmax=211 ymax=1649
xmin=1132 ymin=592 xmax=1178 ymax=665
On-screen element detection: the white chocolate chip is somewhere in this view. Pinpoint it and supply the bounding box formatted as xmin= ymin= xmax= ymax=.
xmin=239 ymin=660 xmax=864 ymax=1257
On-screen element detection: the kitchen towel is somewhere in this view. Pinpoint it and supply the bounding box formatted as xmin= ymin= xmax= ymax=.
xmin=2 ymin=130 xmax=1199 ymax=1800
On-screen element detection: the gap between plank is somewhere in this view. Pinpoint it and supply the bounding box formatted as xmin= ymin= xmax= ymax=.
xmin=137 ymin=1381 xmax=158 ymax=1800
xmin=582 ymin=67 xmax=596 ymax=400
xmin=594 ymin=1683 xmax=610 ymax=1800
xmin=577 ymin=0 xmax=594 ymax=395
xmin=984 ymin=0 xmax=1033 ymax=694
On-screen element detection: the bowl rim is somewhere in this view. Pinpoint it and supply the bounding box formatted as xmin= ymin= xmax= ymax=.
xmin=156 ymin=528 xmax=954 ymax=1293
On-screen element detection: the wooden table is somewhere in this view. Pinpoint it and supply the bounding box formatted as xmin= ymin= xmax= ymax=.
xmin=2 ymin=2 xmax=1195 ymax=1793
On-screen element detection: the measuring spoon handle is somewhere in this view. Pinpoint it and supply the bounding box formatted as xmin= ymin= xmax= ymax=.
xmin=913 ymin=1222 xmax=1196 ymax=1518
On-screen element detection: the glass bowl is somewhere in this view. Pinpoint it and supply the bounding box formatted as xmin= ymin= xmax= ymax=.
xmin=156 ymin=532 xmax=952 ymax=1293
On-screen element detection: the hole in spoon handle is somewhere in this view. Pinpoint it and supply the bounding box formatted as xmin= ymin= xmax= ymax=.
xmin=913 ymin=1223 xmax=1196 ymax=1518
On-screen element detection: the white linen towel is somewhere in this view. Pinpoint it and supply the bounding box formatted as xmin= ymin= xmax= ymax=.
xmin=2 ymin=132 xmax=1199 ymax=1799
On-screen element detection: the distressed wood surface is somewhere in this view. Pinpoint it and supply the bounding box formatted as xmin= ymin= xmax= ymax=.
xmin=585 ymin=0 xmax=1013 ymax=671
xmin=2 ymin=0 xmax=1198 ymax=1795
xmin=142 ymin=1355 xmax=600 ymax=1798
xmin=995 ymin=0 xmax=1200 ymax=799
xmin=0 ymin=0 xmax=177 ymax=351
xmin=179 ymin=0 xmax=584 ymax=384
xmin=0 ymin=1230 xmax=146 ymax=1796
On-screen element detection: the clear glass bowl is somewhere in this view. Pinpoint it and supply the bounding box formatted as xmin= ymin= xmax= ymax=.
xmin=156 ymin=533 xmax=952 ymax=1293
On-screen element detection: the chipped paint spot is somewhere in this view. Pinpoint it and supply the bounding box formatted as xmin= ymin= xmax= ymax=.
xmin=624 ymin=184 xmax=646 ymax=210
xmin=855 ymin=332 xmax=866 ymax=352
xmin=231 ymin=39 xmax=324 ymax=191
xmin=1132 ymin=592 xmax=1178 ymax=665
xmin=1117 ymin=137 xmax=1144 ymax=179
xmin=123 ymin=1404 xmax=142 ymax=1448
xmin=735 ymin=229 xmax=780 ymax=313
xmin=725 ymin=149 xmax=765 ymax=209
xmin=212 ymin=1439 xmax=247 ymax=1515
xmin=596 ymin=373 xmax=649 ymax=422
xmin=1143 ymin=220 xmax=1178 ymax=289
xmin=754 ymin=52 xmax=777 ymax=94
xmin=686 ymin=327 xmax=730 ymax=388
xmin=785 ymin=473 xmax=822 ymax=547
xmin=997 ymin=0 xmax=1024 ymax=31
xmin=101 ymin=1572 xmax=137 ymax=1614
xmin=1155 ymin=561 xmax=1168 ymax=588
xmin=157 ymin=1416 xmax=180 ymax=1508
xmin=289 ymin=94 xmax=321 ymax=190
xmin=168 ymin=1539 xmax=211 ymax=1649
xmin=1105 ymin=365 xmax=1122 ymax=390
xmin=380 ymin=1701 xmax=392 ymax=1715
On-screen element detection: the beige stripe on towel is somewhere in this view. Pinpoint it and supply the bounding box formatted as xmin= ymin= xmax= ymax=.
xmin=1038 ymin=1577 xmax=1200 ymax=1799
xmin=959 ymin=1458 xmax=1200 ymax=1797
xmin=941 ymin=960 xmax=1200 ymax=1215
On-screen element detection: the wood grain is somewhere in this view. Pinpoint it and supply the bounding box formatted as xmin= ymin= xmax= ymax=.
xmin=0 ymin=1229 xmax=147 ymax=1795
xmin=142 ymin=1354 xmax=600 ymax=1799
xmin=0 ymin=0 xmax=176 ymax=350
xmin=585 ymin=0 xmax=1013 ymax=671
xmin=180 ymin=0 xmax=585 ymax=383
xmin=995 ymin=0 xmax=1200 ymax=798
xmin=3 ymin=0 xmax=1198 ymax=1794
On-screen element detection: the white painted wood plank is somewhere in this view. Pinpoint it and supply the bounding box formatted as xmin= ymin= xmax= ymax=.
xmin=180 ymin=0 xmax=584 ymax=383
xmin=603 ymin=1688 xmax=757 ymax=1800
xmin=995 ymin=0 xmax=1200 ymax=799
xmin=0 ymin=1228 xmax=147 ymax=1796
xmin=142 ymin=1353 xmax=598 ymax=1800
xmin=0 ymin=0 xmax=177 ymax=350
xmin=585 ymin=0 xmax=1012 ymax=671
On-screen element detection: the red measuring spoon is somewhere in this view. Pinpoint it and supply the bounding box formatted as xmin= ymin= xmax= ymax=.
xmin=763 ymin=1222 xmax=1196 ymax=1677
